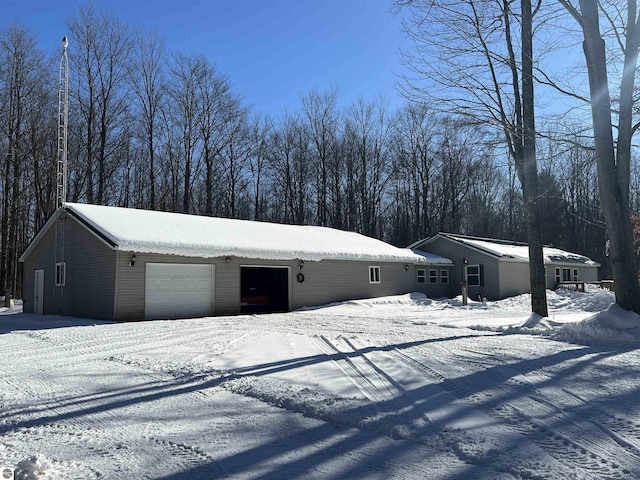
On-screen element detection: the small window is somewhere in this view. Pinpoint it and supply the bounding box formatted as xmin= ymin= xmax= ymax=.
xmin=440 ymin=270 xmax=449 ymax=284
xmin=416 ymin=269 xmax=426 ymax=284
xmin=555 ymin=267 xmax=561 ymax=285
xmin=55 ymin=262 xmax=66 ymax=286
xmin=369 ymin=266 xmax=381 ymax=284
xmin=562 ymin=268 xmax=572 ymax=282
xmin=429 ymin=269 xmax=438 ymax=284
xmin=573 ymin=268 xmax=578 ymax=281
xmin=466 ymin=264 xmax=481 ymax=287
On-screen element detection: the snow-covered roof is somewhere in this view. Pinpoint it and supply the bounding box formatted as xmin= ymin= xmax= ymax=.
xmin=411 ymin=249 xmax=453 ymax=265
xmin=51 ymin=203 xmax=426 ymax=263
xmin=415 ymin=233 xmax=599 ymax=266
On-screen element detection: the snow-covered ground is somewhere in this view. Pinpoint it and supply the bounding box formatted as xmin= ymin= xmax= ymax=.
xmin=1 ymin=286 xmax=639 ymax=479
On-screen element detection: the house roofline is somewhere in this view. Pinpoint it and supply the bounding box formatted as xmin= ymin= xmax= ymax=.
xmin=18 ymin=209 xmax=61 ymax=263
xmin=65 ymin=206 xmax=118 ymax=249
xmin=410 ymin=232 xmax=508 ymax=260
xmin=18 ymin=205 xmax=119 ymax=263
xmin=409 ymin=232 xmax=600 ymax=266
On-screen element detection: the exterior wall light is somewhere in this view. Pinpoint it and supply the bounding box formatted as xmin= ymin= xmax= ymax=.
xmin=129 ymin=254 xmax=136 ymax=267
xmin=299 ymin=260 xmax=304 ymax=270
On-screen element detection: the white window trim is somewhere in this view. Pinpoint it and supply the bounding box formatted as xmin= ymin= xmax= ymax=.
xmin=466 ymin=264 xmax=480 ymax=287
xmin=573 ymin=268 xmax=578 ymax=281
xmin=416 ymin=268 xmax=426 ymax=284
xmin=555 ymin=267 xmax=561 ymax=284
xmin=55 ymin=262 xmax=66 ymax=286
xmin=369 ymin=266 xmax=381 ymax=284
xmin=428 ymin=269 xmax=438 ymax=284
xmin=440 ymin=269 xmax=449 ymax=284
xmin=562 ymin=267 xmax=572 ymax=282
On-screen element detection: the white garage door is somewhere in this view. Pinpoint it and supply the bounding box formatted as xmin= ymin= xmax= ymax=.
xmin=145 ymin=263 xmax=214 ymax=320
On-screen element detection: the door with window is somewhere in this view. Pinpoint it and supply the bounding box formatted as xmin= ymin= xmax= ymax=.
xmin=465 ymin=264 xmax=483 ymax=287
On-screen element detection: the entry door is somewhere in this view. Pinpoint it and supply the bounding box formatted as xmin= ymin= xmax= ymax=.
xmin=34 ymin=270 xmax=44 ymax=314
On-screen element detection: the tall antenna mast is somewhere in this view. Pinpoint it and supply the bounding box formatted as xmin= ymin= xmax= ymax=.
xmin=56 ymin=36 xmax=69 ymax=209
xmin=54 ymin=36 xmax=69 ymax=314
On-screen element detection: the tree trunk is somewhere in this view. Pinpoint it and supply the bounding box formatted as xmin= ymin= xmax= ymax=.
xmin=522 ymin=0 xmax=548 ymax=316
xmin=578 ymin=0 xmax=640 ymax=313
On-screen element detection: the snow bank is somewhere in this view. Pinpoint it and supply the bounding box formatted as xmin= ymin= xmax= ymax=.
xmin=552 ymin=303 xmax=640 ymax=345
xmin=14 ymin=453 xmax=67 ymax=480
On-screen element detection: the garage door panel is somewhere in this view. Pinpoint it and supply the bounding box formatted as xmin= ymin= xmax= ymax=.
xmin=145 ymin=263 xmax=214 ymax=320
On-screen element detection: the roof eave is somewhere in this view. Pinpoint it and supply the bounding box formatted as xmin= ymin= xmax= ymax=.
xmin=18 ymin=209 xmax=62 ymax=262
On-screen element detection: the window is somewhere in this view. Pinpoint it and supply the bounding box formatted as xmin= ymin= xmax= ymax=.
xmin=429 ymin=269 xmax=438 ymax=284
xmin=55 ymin=262 xmax=66 ymax=286
xmin=369 ymin=266 xmax=381 ymax=284
xmin=555 ymin=267 xmax=561 ymax=285
xmin=573 ymin=269 xmax=578 ymax=281
xmin=466 ymin=264 xmax=483 ymax=287
xmin=416 ymin=269 xmax=426 ymax=284
xmin=440 ymin=270 xmax=449 ymax=284
xmin=562 ymin=268 xmax=572 ymax=282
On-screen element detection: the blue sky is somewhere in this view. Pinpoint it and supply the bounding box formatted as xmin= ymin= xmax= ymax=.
xmin=3 ymin=0 xmax=409 ymax=116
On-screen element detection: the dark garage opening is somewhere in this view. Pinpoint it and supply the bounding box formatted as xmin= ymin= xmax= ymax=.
xmin=241 ymin=267 xmax=289 ymax=314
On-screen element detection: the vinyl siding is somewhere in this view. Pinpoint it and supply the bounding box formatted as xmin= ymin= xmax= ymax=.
xmin=63 ymin=218 xmax=116 ymax=319
xmin=415 ymin=237 xmax=501 ymax=299
xmin=577 ymin=265 xmax=599 ymax=282
xmin=498 ymin=261 xmax=531 ymax=298
xmin=115 ymin=253 xmax=223 ymax=321
xmin=292 ymin=260 xmax=414 ymax=309
xmin=413 ymin=266 xmax=453 ymax=298
xmin=115 ymin=255 xmax=414 ymax=318
xmin=546 ymin=263 xmax=599 ymax=287
xmin=22 ymin=224 xmax=56 ymax=315
xmin=22 ymin=214 xmax=116 ymax=319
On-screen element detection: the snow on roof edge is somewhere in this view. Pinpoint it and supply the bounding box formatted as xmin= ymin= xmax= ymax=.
xmin=411 ymin=249 xmax=453 ymax=265
xmin=64 ymin=203 xmax=427 ymax=264
xmin=410 ymin=232 xmax=599 ymax=266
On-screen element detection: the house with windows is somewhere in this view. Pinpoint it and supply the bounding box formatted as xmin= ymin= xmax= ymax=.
xmin=19 ymin=203 xmax=452 ymax=321
xmin=410 ymin=233 xmax=600 ymax=300
xmin=411 ymin=251 xmax=454 ymax=298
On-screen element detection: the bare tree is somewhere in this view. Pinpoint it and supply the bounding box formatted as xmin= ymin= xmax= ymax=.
xmin=0 ymin=24 xmax=48 ymax=304
xmin=267 ymin=112 xmax=312 ymax=225
xmin=131 ymin=28 xmax=165 ymax=210
xmin=302 ymin=88 xmax=340 ymax=226
xmin=557 ymin=0 xmax=640 ymax=315
xmin=196 ymin=63 xmax=243 ymax=216
xmin=247 ymin=113 xmax=272 ymax=221
xmin=389 ymin=104 xmax=439 ymax=243
xmin=67 ymin=2 xmax=132 ymax=205
xmin=342 ymin=97 xmax=394 ymax=236
xmin=166 ymin=52 xmax=206 ymax=213
xmin=217 ymin=106 xmax=251 ymax=218
xmin=397 ymin=0 xmax=548 ymax=316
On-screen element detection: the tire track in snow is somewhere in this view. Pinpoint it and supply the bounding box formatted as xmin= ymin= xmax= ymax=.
xmin=2 ymin=375 xmax=224 ymax=478
xmin=399 ymin=343 xmax=638 ymax=479
xmin=0 ymin=329 xmax=231 ymax=479
xmin=314 ymin=337 xmax=559 ymax=479
xmin=315 ymin=335 xmax=403 ymax=404
xmin=446 ymin=349 xmax=640 ymax=472
xmin=0 ymin=322 xmax=255 ymax=369
xmin=559 ymin=387 xmax=640 ymax=455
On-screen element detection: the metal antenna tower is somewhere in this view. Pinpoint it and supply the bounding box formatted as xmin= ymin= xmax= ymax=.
xmin=56 ymin=36 xmax=69 ymax=208
xmin=54 ymin=36 xmax=69 ymax=314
